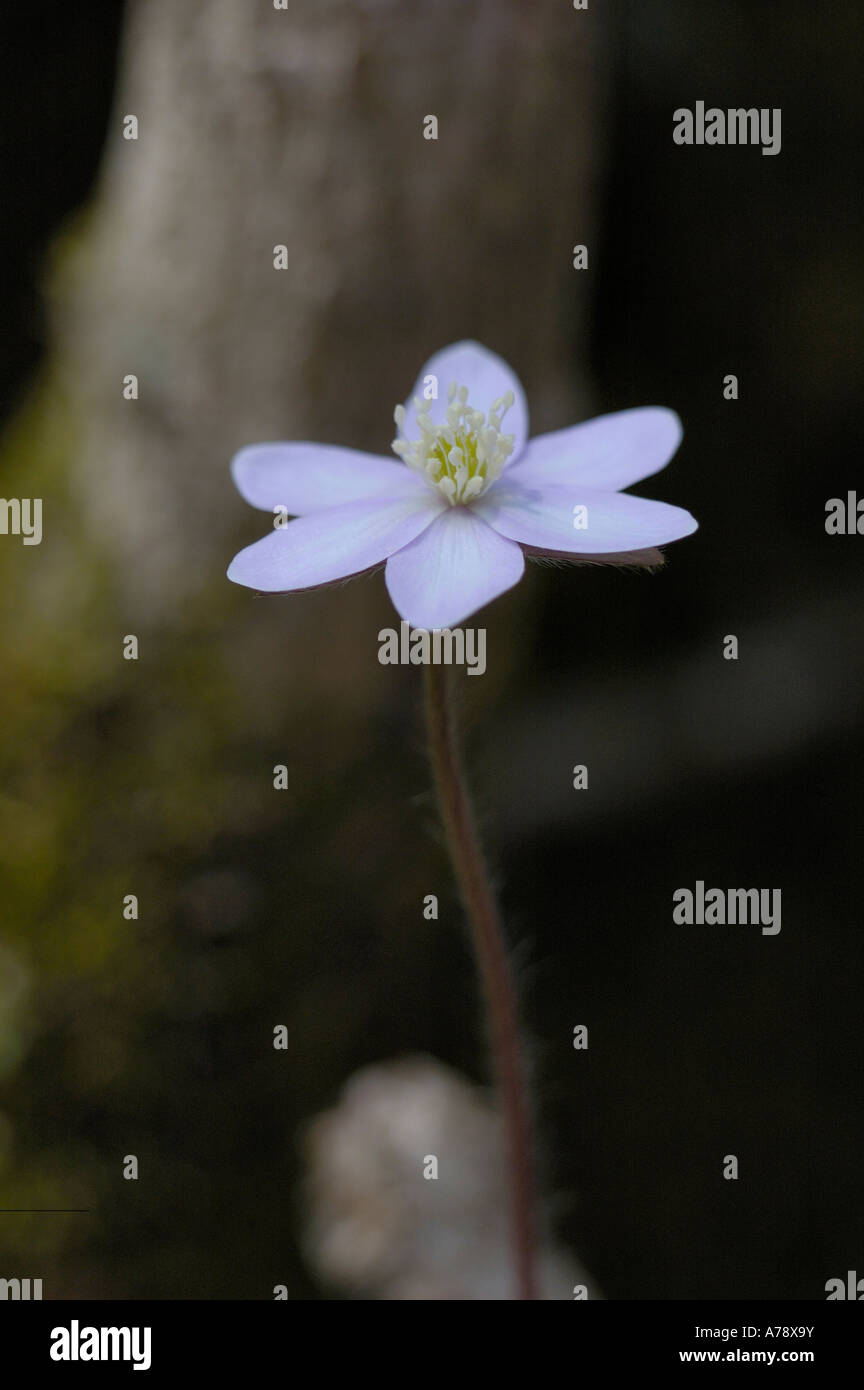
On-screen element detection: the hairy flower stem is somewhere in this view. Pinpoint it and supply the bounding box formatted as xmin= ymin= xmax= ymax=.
xmin=423 ymin=663 xmax=539 ymax=1300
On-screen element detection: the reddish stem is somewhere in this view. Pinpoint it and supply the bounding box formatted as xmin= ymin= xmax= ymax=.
xmin=423 ymin=663 xmax=539 ymax=1300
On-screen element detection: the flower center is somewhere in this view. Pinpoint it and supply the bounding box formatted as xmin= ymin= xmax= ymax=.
xmin=391 ymin=383 xmax=516 ymax=504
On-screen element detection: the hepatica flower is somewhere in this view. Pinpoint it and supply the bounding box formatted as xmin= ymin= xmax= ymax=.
xmin=228 ymin=341 xmax=697 ymax=628
xmin=228 ymin=338 xmax=698 ymax=1298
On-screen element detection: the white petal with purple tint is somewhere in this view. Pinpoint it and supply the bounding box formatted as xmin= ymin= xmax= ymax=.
xmin=227 ymin=490 xmax=445 ymax=592
xmin=231 ymin=443 xmax=428 ymax=515
xmin=385 ymin=506 xmax=525 ymax=629
xmin=508 ymin=407 xmax=683 ymax=492
xmin=474 ymin=480 xmax=698 ymax=553
xmin=400 ymin=340 xmax=529 ymax=460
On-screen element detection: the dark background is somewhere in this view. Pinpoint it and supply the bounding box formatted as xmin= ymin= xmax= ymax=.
xmin=0 ymin=2 xmax=861 ymax=1299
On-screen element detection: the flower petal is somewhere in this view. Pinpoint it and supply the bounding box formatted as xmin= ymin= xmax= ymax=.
xmin=385 ymin=506 xmax=525 ymax=629
xmin=231 ymin=443 xmax=427 ymax=514
xmin=508 ymin=407 xmax=682 ymax=492
xmin=401 ymin=340 xmax=528 ymax=460
xmin=474 ymin=481 xmax=698 ymax=553
xmin=228 ymin=491 xmax=444 ymax=592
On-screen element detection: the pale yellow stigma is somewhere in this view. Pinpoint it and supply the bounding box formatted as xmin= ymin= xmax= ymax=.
xmin=391 ymin=383 xmax=516 ymax=504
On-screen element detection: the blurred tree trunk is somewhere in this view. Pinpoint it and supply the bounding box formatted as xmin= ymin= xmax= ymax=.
xmin=58 ymin=0 xmax=604 ymax=617
xmin=3 ymin=0 xmax=608 ymax=1300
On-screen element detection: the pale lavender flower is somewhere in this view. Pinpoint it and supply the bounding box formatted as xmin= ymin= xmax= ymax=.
xmin=228 ymin=341 xmax=697 ymax=628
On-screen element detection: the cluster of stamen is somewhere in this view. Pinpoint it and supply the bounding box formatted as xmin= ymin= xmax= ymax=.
xmin=392 ymin=383 xmax=516 ymax=504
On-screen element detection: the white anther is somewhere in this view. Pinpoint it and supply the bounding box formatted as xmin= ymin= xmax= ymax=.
xmin=391 ymin=381 xmax=516 ymax=504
